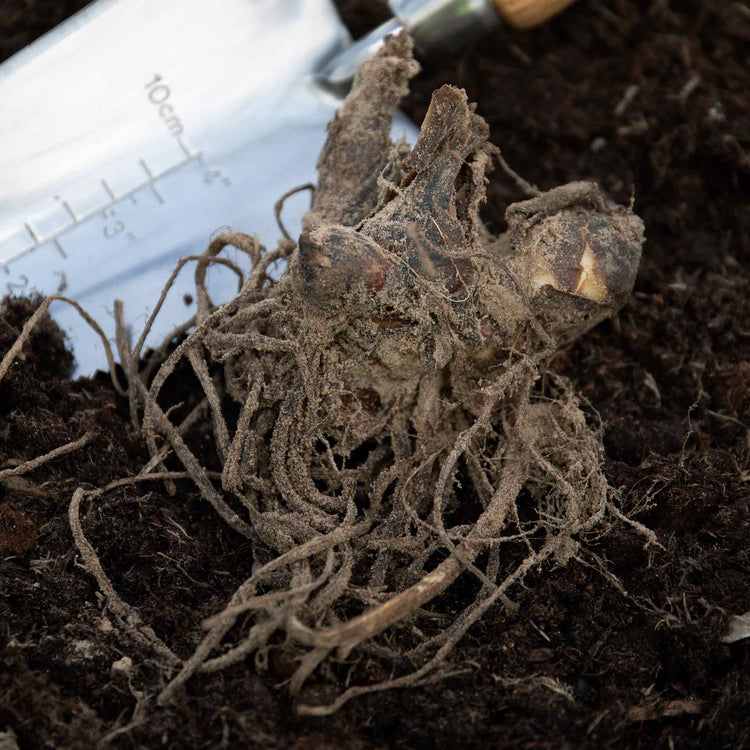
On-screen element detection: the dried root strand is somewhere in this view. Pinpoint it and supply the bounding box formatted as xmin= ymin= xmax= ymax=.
xmin=0 ymin=294 xmax=125 ymax=394
xmin=69 ymin=486 xmax=179 ymax=666
xmin=0 ymin=432 xmax=95 ymax=481
xmin=50 ymin=30 xmax=649 ymax=716
xmin=70 ymin=220 xmax=641 ymax=714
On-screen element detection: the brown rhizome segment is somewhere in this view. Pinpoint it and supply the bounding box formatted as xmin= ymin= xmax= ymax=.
xmin=0 ymin=33 xmax=653 ymax=714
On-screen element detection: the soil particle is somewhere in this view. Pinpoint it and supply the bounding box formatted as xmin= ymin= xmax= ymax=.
xmin=0 ymin=503 xmax=37 ymax=557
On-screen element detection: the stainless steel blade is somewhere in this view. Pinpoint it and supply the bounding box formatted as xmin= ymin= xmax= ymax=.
xmin=0 ymin=0 xmax=420 ymax=374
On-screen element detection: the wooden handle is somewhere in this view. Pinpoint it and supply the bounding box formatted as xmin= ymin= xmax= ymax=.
xmin=492 ymin=0 xmax=578 ymax=28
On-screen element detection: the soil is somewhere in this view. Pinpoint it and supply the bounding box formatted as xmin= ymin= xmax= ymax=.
xmin=1 ymin=0 xmax=748 ymax=747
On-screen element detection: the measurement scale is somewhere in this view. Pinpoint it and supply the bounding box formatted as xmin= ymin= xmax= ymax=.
xmin=1 ymin=0 xmax=572 ymax=376
xmin=0 ymin=0 xmax=419 ymax=375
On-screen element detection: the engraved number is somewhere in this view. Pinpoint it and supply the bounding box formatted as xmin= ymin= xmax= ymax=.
xmin=103 ymin=220 xmax=125 ymax=239
xmin=5 ymin=274 xmax=28 ymax=295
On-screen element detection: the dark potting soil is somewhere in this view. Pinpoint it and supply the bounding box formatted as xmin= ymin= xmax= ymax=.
xmin=1 ymin=0 xmax=747 ymax=747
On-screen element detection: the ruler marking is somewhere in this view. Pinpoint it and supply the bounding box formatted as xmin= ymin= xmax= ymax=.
xmin=175 ymin=135 xmax=199 ymax=160
xmin=24 ymin=222 xmax=40 ymax=245
xmin=54 ymin=271 xmax=68 ymax=293
xmin=61 ymin=200 xmax=77 ymax=223
xmin=139 ymin=157 xmax=156 ymax=181
xmin=2 ymin=244 xmax=35 ymax=266
xmin=101 ymin=179 xmax=117 ymax=201
xmin=17 ymin=153 xmax=202 ymax=252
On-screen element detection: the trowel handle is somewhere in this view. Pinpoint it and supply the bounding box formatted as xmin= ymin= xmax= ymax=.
xmin=387 ymin=0 xmax=579 ymax=52
xmin=321 ymin=0 xmax=581 ymax=87
xmin=492 ymin=0 xmax=578 ymax=28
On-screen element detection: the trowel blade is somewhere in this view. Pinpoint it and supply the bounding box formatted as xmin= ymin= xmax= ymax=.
xmin=0 ymin=0 xmax=419 ymax=375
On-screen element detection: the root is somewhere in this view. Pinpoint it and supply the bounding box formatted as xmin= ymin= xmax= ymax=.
xmin=0 ymin=297 xmax=112 ymax=496
xmin=70 ymin=487 xmax=179 ymax=666
xmin=0 ymin=294 xmax=125 ymax=394
xmin=6 ymin=30 xmax=648 ymax=715
xmin=287 ymin=394 xmax=530 ymax=658
xmin=275 ymin=183 xmax=315 ymax=241
xmin=0 ymin=432 xmax=95 ymax=481
xmin=297 ymin=538 xmax=558 ymax=716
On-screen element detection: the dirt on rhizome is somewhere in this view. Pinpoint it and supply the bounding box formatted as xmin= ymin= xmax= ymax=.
xmin=1 ymin=1 xmax=748 ymax=748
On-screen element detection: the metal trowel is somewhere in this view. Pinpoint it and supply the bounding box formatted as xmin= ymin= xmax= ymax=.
xmin=0 ymin=0 xmax=575 ymax=375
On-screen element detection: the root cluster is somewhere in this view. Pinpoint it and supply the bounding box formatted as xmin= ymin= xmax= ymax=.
xmin=0 ymin=33 xmax=652 ymax=713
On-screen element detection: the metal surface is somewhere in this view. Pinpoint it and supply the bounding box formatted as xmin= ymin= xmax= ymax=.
xmin=0 ymin=0 xmax=421 ymax=375
xmin=390 ymin=0 xmax=499 ymax=51
xmin=318 ymin=0 xmax=500 ymax=87
xmin=317 ymin=17 xmax=404 ymax=91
